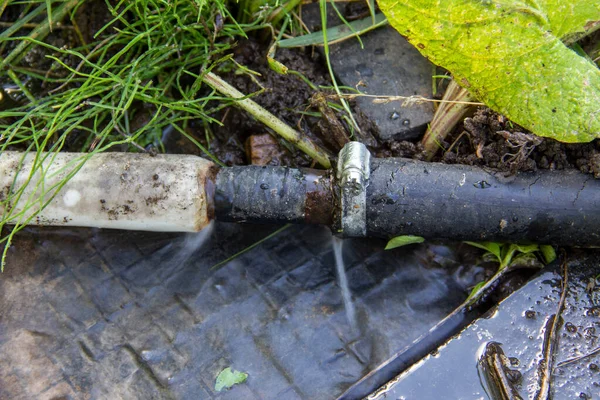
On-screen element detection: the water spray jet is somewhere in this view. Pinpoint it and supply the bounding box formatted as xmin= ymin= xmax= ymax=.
xmin=2 ymin=142 xmax=600 ymax=246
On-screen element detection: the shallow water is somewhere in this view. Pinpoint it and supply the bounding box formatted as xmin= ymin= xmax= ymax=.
xmin=365 ymin=256 xmax=600 ymax=400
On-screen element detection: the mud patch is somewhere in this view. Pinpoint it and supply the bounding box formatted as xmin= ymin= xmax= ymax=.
xmin=168 ymin=39 xmax=382 ymax=166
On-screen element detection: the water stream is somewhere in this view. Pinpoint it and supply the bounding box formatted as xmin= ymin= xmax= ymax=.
xmin=332 ymin=236 xmax=358 ymax=332
xmin=152 ymin=221 xmax=215 ymax=269
xmin=177 ymin=222 xmax=215 ymax=264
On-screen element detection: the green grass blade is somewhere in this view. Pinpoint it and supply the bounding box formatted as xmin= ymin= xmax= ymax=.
xmin=278 ymin=12 xmax=387 ymax=48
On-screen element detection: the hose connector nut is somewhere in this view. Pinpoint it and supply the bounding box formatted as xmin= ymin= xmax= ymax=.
xmin=337 ymin=142 xmax=370 ymax=237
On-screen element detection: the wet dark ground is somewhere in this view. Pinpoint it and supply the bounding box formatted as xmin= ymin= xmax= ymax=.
xmin=369 ymin=253 xmax=600 ymax=399
xmin=0 ymin=223 xmax=480 ymax=399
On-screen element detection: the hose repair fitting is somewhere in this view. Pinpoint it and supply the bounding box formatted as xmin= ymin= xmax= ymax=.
xmin=336 ymin=142 xmax=371 ymax=237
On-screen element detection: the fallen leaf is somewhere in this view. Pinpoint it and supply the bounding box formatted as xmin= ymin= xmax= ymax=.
xmin=214 ymin=367 xmax=248 ymax=392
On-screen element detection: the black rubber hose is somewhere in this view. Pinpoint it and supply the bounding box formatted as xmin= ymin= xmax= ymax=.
xmin=214 ymin=158 xmax=600 ymax=246
xmin=366 ymin=158 xmax=600 ymax=246
xmin=214 ymin=166 xmax=334 ymax=226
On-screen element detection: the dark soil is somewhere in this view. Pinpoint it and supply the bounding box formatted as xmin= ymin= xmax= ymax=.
xmin=381 ymin=107 xmax=600 ymax=177
xmin=433 ymin=108 xmax=600 ymax=176
xmin=213 ymin=40 xmax=333 ymax=166
xmin=168 ymin=39 xmax=381 ymax=167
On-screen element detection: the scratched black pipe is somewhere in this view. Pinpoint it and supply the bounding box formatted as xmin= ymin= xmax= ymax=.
xmin=213 ymin=165 xmax=335 ymax=226
xmin=213 ymin=158 xmax=600 ymax=246
xmin=366 ymin=158 xmax=600 ymax=246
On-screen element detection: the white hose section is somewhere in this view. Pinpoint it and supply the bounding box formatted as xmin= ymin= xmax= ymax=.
xmin=0 ymin=151 xmax=215 ymax=232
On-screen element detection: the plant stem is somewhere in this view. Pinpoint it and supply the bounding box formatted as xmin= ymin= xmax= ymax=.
xmin=6 ymin=69 xmax=35 ymax=103
xmin=268 ymin=0 xmax=302 ymax=27
xmin=0 ymin=3 xmax=48 ymax=40
xmin=0 ymin=0 xmax=8 ymax=20
xmin=203 ymin=71 xmax=332 ymax=168
xmin=210 ymin=224 xmax=291 ymax=271
xmin=318 ymin=0 xmax=361 ymax=134
xmin=0 ymin=0 xmax=79 ymax=70
xmin=421 ymin=79 xmax=475 ymax=160
xmin=278 ymin=13 xmax=387 ymax=48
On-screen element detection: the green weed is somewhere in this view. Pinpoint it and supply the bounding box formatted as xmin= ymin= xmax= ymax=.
xmin=464 ymin=241 xmax=557 ymax=305
xmin=0 ymin=0 xmax=307 ymax=269
xmin=0 ymin=0 xmax=378 ymax=269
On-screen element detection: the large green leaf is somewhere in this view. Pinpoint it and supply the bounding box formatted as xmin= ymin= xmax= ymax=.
xmin=377 ymin=0 xmax=600 ymax=142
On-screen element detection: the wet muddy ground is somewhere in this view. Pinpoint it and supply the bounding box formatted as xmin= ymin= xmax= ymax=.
xmin=436 ymin=108 xmax=600 ymax=176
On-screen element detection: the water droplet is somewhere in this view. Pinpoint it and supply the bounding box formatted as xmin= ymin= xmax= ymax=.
xmin=587 ymin=307 xmax=600 ymax=317
xmin=512 ymin=216 xmax=519 ymax=222
xmin=402 ymin=119 xmax=410 ymax=126
xmin=260 ymin=183 xmax=269 ymax=190
xmin=390 ymin=112 xmax=400 ymax=120
xmin=473 ymin=180 xmax=491 ymax=189
xmin=585 ymin=326 xmax=596 ymax=335
xmin=356 ymin=63 xmax=373 ymax=77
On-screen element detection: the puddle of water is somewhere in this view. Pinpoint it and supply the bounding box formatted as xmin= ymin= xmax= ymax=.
xmin=332 ymin=236 xmax=358 ymax=333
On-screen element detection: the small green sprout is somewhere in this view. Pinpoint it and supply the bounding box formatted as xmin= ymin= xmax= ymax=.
xmin=385 ymin=235 xmax=425 ymax=250
xmin=465 ymin=242 xmax=557 ymax=304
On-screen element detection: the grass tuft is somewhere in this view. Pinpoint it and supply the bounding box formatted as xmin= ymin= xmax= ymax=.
xmin=0 ymin=0 xmax=304 ymax=269
xmin=0 ymin=0 xmax=374 ymax=269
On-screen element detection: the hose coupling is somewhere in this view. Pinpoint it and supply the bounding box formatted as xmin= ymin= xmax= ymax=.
xmin=336 ymin=142 xmax=371 ymax=237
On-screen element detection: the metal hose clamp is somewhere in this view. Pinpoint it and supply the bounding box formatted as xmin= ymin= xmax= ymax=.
xmin=337 ymin=142 xmax=370 ymax=237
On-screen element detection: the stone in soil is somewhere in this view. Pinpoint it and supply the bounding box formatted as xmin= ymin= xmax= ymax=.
xmin=302 ymin=4 xmax=435 ymax=142
xmin=245 ymin=133 xmax=291 ymax=166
